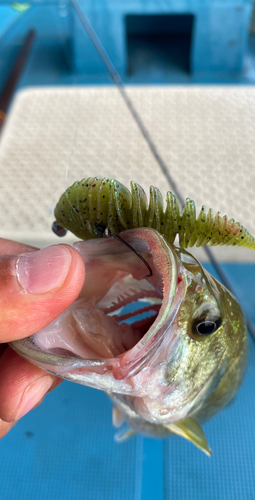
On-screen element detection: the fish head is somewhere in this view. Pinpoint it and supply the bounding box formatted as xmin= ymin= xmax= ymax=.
xmin=11 ymin=228 xmax=248 ymax=426
xmin=135 ymin=245 xmax=248 ymax=425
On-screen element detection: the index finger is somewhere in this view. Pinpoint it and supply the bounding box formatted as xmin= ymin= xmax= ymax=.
xmin=0 ymin=238 xmax=37 ymax=256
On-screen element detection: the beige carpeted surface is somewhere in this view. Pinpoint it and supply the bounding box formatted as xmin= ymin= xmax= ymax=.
xmin=0 ymin=85 xmax=254 ymax=261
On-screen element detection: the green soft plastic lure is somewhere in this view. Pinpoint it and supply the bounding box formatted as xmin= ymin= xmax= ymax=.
xmin=53 ymin=176 xmax=255 ymax=250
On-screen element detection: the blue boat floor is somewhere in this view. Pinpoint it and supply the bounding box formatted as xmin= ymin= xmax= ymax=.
xmin=1 ymin=263 xmax=255 ymax=500
xmin=2 ymin=32 xmax=255 ymax=91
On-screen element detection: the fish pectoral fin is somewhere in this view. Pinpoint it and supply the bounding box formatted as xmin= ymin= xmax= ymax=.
xmin=114 ymin=425 xmax=136 ymax=443
xmin=165 ymin=417 xmax=212 ymax=457
xmin=112 ymin=406 xmax=125 ymax=428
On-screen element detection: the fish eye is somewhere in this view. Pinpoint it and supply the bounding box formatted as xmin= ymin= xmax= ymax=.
xmin=191 ymin=315 xmax=222 ymax=338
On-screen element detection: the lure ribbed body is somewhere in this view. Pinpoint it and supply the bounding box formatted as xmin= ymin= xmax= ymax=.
xmin=54 ymin=176 xmax=255 ymax=249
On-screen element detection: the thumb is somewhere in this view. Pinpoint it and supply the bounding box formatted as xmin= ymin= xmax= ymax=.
xmin=0 ymin=244 xmax=85 ymax=343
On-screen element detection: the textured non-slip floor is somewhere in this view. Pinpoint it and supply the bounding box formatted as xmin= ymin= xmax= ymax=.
xmin=0 ymin=86 xmax=255 ymax=261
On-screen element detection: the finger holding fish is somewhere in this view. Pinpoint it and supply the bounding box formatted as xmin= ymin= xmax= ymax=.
xmin=0 ymin=239 xmax=85 ymax=434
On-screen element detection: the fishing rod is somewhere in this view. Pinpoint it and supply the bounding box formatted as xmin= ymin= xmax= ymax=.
xmin=0 ymin=29 xmax=35 ymax=131
xmin=69 ymin=0 xmax=255 ymax=340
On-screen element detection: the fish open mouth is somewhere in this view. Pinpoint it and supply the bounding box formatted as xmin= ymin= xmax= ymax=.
xmin=11 ymin=229 xmax=181 ymax=384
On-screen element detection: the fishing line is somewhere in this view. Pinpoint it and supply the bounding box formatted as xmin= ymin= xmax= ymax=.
xmin=112 ymin=235 xmax=153 ymax=278
xmin=69 ymin=0 xmax=180 ymax=196
xmin=69 ymin=0 xmax=255 ymax=340
xmin=94 ymin=223 xmax=153 ymax=278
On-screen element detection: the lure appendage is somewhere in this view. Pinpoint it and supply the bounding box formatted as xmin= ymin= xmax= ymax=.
xmin=54 ymin=177 xmax=255 ymax=250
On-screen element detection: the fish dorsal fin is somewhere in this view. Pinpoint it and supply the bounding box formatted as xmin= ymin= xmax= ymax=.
xmin=165 ymin=417 xmax=212 ymax=456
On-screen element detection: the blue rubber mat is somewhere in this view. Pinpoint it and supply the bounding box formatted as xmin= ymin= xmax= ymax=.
xmin=1 ymin=263 xmax=255 ymax=500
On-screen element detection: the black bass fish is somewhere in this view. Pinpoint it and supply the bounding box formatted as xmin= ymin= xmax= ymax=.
xmin=11 ymin=177 xmax=252 ymax=455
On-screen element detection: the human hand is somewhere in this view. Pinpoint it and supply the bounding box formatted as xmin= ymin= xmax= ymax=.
xmin=0 ymin=238 xmax=85 ymax=438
